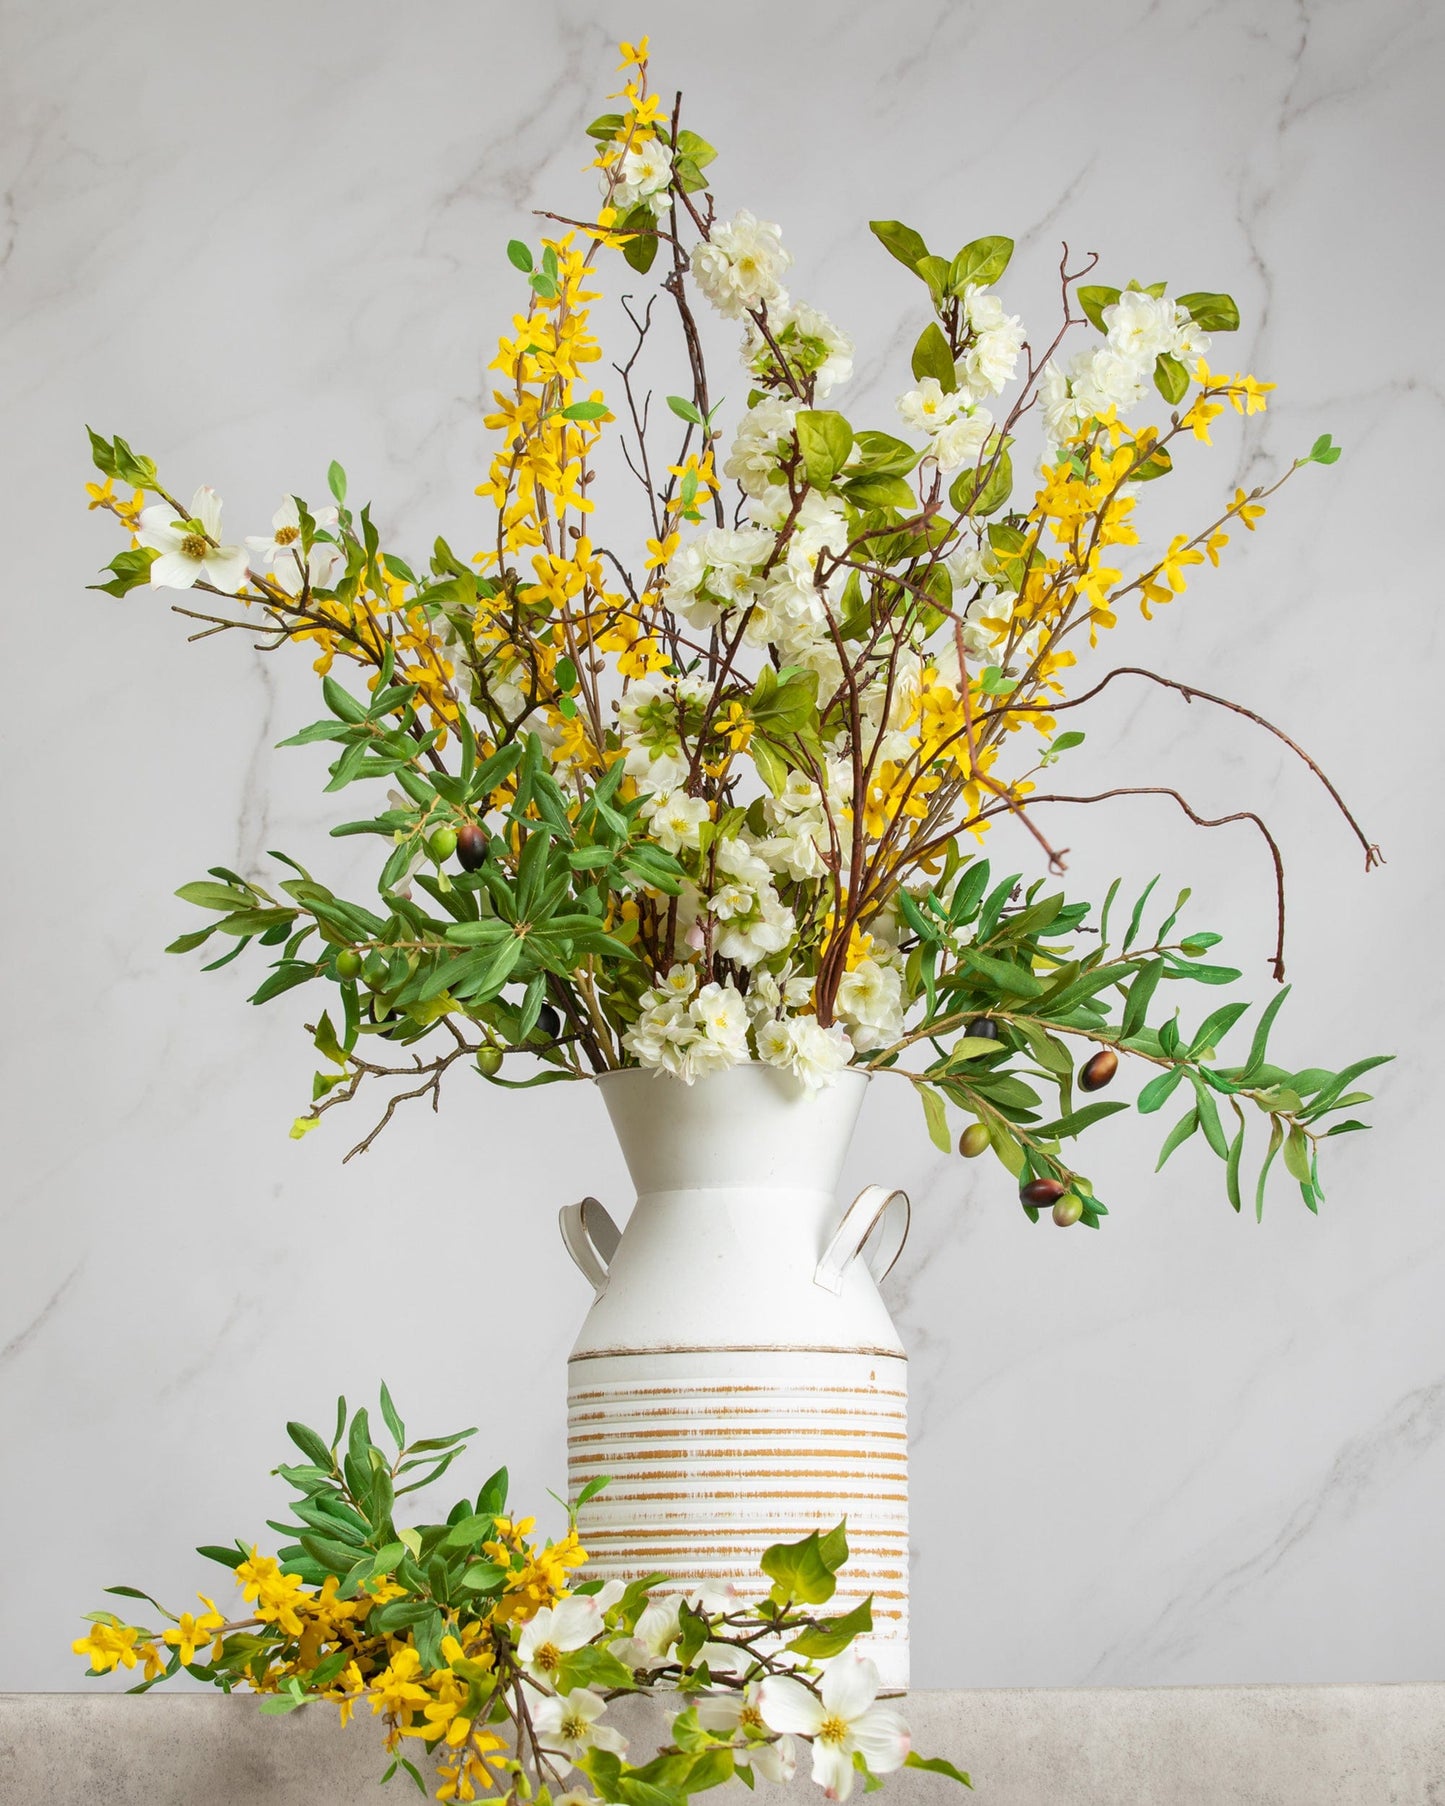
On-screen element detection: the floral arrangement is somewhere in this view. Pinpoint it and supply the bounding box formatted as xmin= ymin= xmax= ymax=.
xmin=84 ymin=37 xmax=1386 ymax=1224
xmin=76 ymin=1393 xmax=967 ymax=1802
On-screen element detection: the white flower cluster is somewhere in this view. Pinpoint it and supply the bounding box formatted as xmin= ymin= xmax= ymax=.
xmin=622 ymin=963 xmax=851 ymax=1092
xmin=1041 ymin=287 xmax=1212 ymax=449
xmin=743 ymin=298 xmax=855 ymax=400
xmin=609 ymin=138 xmax=673 ymax=218
xmin=955 ymin=284 xmax=1026 ymax=399
xmin=663 ymin=479 xmax=850 ymax=667
xmin=523 ymin=1586 xmax=907 ymax=1801
xmin=895 ymin=378 xmax=994 ymax=475
xmin=690 ymin=209 xmax=791 ymax=319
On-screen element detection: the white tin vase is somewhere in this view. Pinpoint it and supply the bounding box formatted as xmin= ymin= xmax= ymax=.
xmin=559 ymin=1062 xmax=912 ymax=1690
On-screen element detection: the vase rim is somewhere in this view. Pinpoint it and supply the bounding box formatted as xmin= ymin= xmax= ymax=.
xmin=591 ymin=1060 xmax=871 ymax=1092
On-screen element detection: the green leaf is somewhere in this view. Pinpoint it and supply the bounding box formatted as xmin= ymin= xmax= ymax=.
xmin=1137 ymin=1065 xmax=1185 ymax=1114
xmin=90 ymin=546 xmax=159 ymax=597
xmin=1077 ymin=285 xmax=1121 ymax=332
xmin=869 ymin=219 xmax=930 ymax=273
xmin=962 ymin=948 xmax=1042 ymax=997
xmin=555 ymin=1644 xmax=637 ymax=1693
xmin=378 ymin=1382 xmax=405 ymax=1449
xmin=1225 ymin=1117 xmax=1246 ymax=1211
xmin=1256 ymin=1116 xmax=1285 ymax=1221
xmin=1188 ymin=1001 xmax=1250 ymax=1058
xmin=175 ymin=881 xmax=253 ymax=912
xmin=920 ymin=1085 xmax=951 ymax=1153
xmin=949 ymin=445 xmax=1012 ymax=517
xmin=621 ymin=206 xmax=660 ymax=274
xmin=1121 ymin=958 xmax=1165 ymax=1039
xmin=910 ymin=322 xmax=957 ymax=391
xmin=760 ymin=1529 xmax=837 ymax=1606
xmin=667 ymin=395 xmax=703 ymax=425
xmin=787 ymin=1596 xmax=874 ymax=1659
xmin=751 ymin=736 xmax=788 ymax=796
xmin=1036 ymin=1100 xmax=1128 ymax=1140
xmin=795 ymin=409 xmax=854 ymax=487
xmin=286 ymin=1422 xmax=334 ymax=1470
xmin=1176 ymin=290 xmax=1240 ymax=333
xmin=905 ymin=1753 xmax=972 ymax=1789
xmin=1307 ymin=432 xmax=1342 ymax=466
xmin=1186 ymin=1071 xmax=1229 ymax=1158
xmin=562 ymin=401 xmax=610 ymax=421
xmin=1123 ymin=876 xmax=1160 ymax=951
xmin=1156 ymin=1106 xmax=1200 ymax=1170
xmin=841 ymin=472 xmax=917 ymax=510
xmin=1154 ymin=353 xmax=1189 ymax=405
xmin=1282 ymin=1123 xmax=1312 ymax=1185
xmin=507 ymin=239 xmax=533 ymax=273
xmin=949 ymin=235 xmax=1013 ymax=292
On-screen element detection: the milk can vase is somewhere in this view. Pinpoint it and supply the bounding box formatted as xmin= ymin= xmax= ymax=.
xmin=559 ymin=1062 xmax=912 ymax=1690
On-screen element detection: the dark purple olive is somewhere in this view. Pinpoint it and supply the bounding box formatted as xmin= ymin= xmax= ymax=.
xmin=456 ymin=824 xmax=489 ymax=871
xmin=1020 ymin=1177 xmax=1066 ymax=1208
xmin=967 ymin=1017 xmax=999 ymax=1040
xmin=1079 ymin=1049 xmax=1119 ymax=1092
xmin=536 ymin=1005 xmax=562 ymax=1040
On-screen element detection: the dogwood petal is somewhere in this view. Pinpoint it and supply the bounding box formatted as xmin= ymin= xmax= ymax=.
xmin=756 ymin=1674 xmax=826 ymax=1737
xmin=846 ymin=1705 xmax=909 ymax=1774
xmin=190 ymin=486 xmax=224 ymax=538
xmin=693 ymin=1694 xmax=744 ymax=1733
xmin=201 ymin=545 xmax=249 ymax=595
xmin=590 ymin=1721 xmax=628 ymax=1755
xmin=751 ymin=1734 xmax=797 ymax=1786
xmin=517 ymin=1604 xmax=554 ymax=1663
xmin=136 ymin=505 xmax=184 ymax=553
xmin=552 ymin=1593 xmax=602 ymax=1648
xmin=148 ymin=548 xmax=201 ymax=590
xmin=809 ymin=1738 xmax=855 ymax=1802
xmin=820 ymin=1651 xmax=879 ymax=1724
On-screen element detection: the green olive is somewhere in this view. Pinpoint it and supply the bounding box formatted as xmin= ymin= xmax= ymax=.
xmin=1052 ymin=1193 xmax=1085 ymax=1227
xmin=335 ymin=949 xmax=362 ymax=980
xmin=362 ymin=951 xmax=389 ymax=990
xmin=475 ymin=1045 xmax=504 ymax=1077
xmin=959 ymin=1122 xmax=992 ymax=1159
xmin=429 ymin=826 xmax=458 ymax=862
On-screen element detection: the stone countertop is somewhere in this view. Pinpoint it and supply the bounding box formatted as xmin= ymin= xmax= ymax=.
xmin=2 ymin=1685 xmax=1441 ymax=1805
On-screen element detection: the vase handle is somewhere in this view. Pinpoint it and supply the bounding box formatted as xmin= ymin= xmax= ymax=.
xmin=814 ymin=1185 xmax=910 ymax=1295
xmin=560 ymin=1196 xmax=622 ymax=1297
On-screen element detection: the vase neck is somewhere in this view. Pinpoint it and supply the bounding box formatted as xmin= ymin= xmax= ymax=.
xmin=596 ymin=1064 xmax=868 ymax=1197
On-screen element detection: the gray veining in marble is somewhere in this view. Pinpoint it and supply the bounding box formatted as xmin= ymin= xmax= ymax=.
xmin=1 ymin=0 xmax=1442 ymax=1694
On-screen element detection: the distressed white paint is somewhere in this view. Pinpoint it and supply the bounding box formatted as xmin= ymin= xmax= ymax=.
xmin=563 ymin=1066 xmax=911 ymax=1687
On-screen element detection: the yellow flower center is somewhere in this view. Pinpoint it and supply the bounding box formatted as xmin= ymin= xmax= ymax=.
xmin=818 ymin=1715 xmax=849 ymax=1745
xmin=535 ymin=1641 xmax=560 ymax=1672
xmin=740 ymin=1704 xmax=764 ymax=1730
xmin=181 ymin=533 xmax=208 ymax=560
xmin=560 ymin=1711 xmax=587 ymax=1740
xmin=274 ymin=525 xmax=300 ymax=546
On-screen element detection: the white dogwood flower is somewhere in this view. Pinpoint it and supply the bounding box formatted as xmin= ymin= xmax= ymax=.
xmin=245 ymin=495 xmax=338 ymax=566
xmin=516 ymin=1595 xmax=602 ymax=1692
xmin=533 ymin=1689 xmax=627 ymax=1769
xmin=696 ymin=1683 xmax=798 ymax=1784
xmin=137 ymin=486 xmax=248 ymax=594
xmin=757 ymin=1652 xmax=909 ymax=1801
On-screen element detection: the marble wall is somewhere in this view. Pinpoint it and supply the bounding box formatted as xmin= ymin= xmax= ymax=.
xmin=2 ymin=0 xmax=1441 ymax=1692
